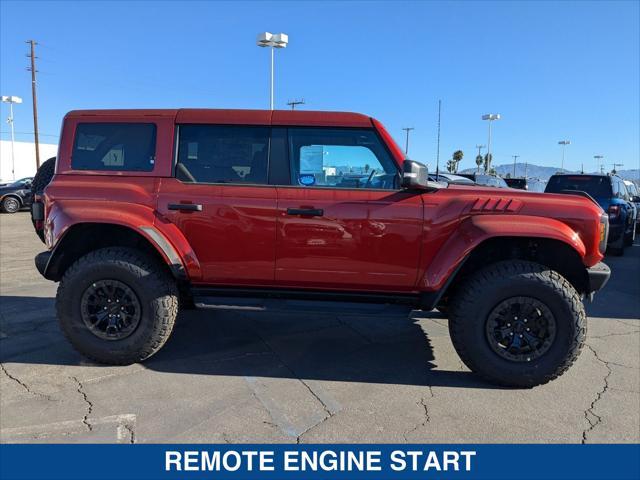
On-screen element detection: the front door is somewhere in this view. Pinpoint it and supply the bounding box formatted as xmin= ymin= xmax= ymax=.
xmin=275 ymin=128 xmax=424 ymax=292
xmin=156 ymin=124 xmax=277 ymax=286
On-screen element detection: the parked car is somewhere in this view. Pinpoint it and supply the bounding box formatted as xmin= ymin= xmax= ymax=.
xmin=32 ymin=108 xmax=611 ymax=387
xmin=0 ymin=177 xmax=33 ymax=213
xmin=504 ymin=177 xmax=547 ymax=192
xmin=428 ymin=173 xmax=475 ymax=185
xmin=623 ymin=180 xmax=640 ymax=232
xmin=458 ymin=173 xmax=510 ymax=188
xmin=545 ymin=174 xmax=635 ymax=254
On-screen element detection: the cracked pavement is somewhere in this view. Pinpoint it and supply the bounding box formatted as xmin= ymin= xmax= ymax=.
xmin=1 ymin=212 xmax=638 ymax=443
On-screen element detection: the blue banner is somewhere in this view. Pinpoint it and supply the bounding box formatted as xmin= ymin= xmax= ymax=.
xmin=1 ymin=444 xmax=638 ymax=480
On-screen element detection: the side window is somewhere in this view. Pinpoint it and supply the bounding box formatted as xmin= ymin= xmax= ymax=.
xmin=72 ymin=123 xmax=156 ymax=171
xmin=176 ymin=125 xmax=269 ymax=184
xmin=288 ymin=128 xmax=399 ymax=189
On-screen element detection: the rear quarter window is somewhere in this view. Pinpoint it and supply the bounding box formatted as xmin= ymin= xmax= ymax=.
xmin=71 ymin=123 xmax=157 ymax=172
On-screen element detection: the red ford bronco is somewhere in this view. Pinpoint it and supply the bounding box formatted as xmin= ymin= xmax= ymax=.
xmin=31 ymin=109 xmax=610 ymax=387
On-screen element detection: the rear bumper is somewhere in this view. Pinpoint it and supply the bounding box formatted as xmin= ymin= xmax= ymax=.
xmin=587 ymin=261 xmax=611 ymax=294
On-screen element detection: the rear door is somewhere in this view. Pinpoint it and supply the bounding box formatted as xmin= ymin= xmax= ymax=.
xmin=274 ymin=127 xmax=423 ymax=292
xmin=156 ymin=123 xmax=277 ymax=286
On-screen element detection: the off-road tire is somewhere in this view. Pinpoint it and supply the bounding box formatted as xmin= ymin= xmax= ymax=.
xmin=31 ymin=157 xmax=56 ymax=194
xmin=56 ymin=247 xmax=179 ymax=364
xmin=1 ymin=196 xmax=21 ymax=213
xmin=448 ymin=260 xmax=586 ymax=388
xmin=30 ymin=157 xmax=56 ymax=242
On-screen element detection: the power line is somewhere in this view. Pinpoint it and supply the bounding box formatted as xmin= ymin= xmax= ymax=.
xmin=26 ymin=39 xmax=41 ymax=169
xmin=0 ymin=131 xmax=58 ymax=138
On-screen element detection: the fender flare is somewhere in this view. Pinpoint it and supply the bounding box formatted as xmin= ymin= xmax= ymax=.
xmin=44 ymin=201 xmax=202 ymax=282
xmin=421 ymin=214 xmax=586 ymax=293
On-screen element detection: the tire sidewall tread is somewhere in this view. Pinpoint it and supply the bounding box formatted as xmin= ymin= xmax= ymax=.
xmin=448 ymin=260 xmax=586 ymax=388
xmin=56 ymin=247 xmax=178 ymax=364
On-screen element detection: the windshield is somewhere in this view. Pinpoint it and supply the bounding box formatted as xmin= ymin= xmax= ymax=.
xmin=625 ymin=182 xmax=639 ymax=196
xmin=545 ymin=175 xmax=612 ymax=198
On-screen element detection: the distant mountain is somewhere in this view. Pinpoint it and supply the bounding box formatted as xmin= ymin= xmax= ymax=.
xmin=459 ymin=163 xmax=640 ymax=182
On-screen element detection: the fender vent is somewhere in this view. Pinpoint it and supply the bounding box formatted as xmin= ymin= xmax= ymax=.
xmin=470 ymin=197 xmax=523 ymax=213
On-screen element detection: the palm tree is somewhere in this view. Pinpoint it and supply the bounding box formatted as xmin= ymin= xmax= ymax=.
xmin=452 ymin=150 xmax=464 ymax=173
xmin=475 ymin=154 xmax=483 ymax=172
xmin=484 ymin=153 xmax=493 ymax=172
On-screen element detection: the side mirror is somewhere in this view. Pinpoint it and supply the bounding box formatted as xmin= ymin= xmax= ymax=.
xmin=401 ymin=160 xmax=429 ymax=189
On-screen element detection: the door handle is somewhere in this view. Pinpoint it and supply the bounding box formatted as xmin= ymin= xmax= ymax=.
xmin=168 ymin=203 xmax=203 ymax=212
xmin=286 ymin=208 xmax=324 ymax=217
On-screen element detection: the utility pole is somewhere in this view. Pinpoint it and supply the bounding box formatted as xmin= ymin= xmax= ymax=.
xmin=524 ymin=161 xmax=528 ymax=178
xmin=287 ymin=99 xmax=305 ymax=110
xmin=26 ymin=39 xmax=40 ymax=169
xmin=402 ymin=127 xmax=414 ymax=155
xmin=512 ymin=155 xmax=520 ymax=178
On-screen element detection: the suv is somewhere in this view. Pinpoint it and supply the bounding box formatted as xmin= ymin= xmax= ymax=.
xmin=545 ymin=174 xmax=636 ymax=255
xmin=458 ymin=173 xmax=510 ymax=188
xmin=32 ymin=109 xmax=611 ymax=387
xmin=0 ymin=177 xmax=33 ymax=213
xmin=623 ymin=180 xmax=640 ymax=233
xmin=504 ymin=177 xmax=546 ymax=192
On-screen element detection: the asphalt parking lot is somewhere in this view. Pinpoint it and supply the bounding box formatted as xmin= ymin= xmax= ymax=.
xmin=1 ymin=212 xmax=638 ymax=444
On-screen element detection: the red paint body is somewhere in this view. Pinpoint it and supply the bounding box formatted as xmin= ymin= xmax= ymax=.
xmin=43 ymin=109 xmax=605 ymax=295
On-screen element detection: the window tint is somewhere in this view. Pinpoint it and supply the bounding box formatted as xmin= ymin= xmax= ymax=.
xmin=545 ymin=175 xmax=613 ymax=197
xmin=288 ymin=128 xmax=398 ymax=189
xmin=176 ymin=125 xmax=269 ymax=184
xmin=72 ymin=123 xmax=156 ymax=171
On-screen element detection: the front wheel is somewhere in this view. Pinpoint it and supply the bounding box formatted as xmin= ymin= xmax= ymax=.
xmin=56 ymin=247 xmax=179 ymax=364
xmin=448 ymin=260 xmax=585 ymax=388
xmin=1 ymin=196 xmax=21 ymax=213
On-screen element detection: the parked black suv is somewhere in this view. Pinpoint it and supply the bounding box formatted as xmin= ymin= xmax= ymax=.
xmin=545 ymin=174 xmax=636 ymax=255
xmin=0 ymin=177 xmax=34 ymax=214
xmin=505 ymin=177 xmax=546 ymax=192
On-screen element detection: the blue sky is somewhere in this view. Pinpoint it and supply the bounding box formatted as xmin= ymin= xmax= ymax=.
xmin=1 ymin=0 xmax=638 ymax=173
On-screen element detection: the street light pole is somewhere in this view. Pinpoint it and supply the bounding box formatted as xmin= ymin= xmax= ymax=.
xmin=482 ymin=114 xmax=500 ymax=172
xmin=594 ymin=155 xmax=604 ymax=174
xmin=558 ymin=140 xmax=570 ymax=171
xmin=2 ymin=95 xmax=23 ymax=181
xmin=257 ymin=32 xmax=288 ymax=110
xmin=402 ymin=127 xmax=414 ymax=155
xmin=512 ymin=155 xmax=519 ymax=178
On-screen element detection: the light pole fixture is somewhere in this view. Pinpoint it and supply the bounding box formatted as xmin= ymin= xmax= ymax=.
xmin=558 ymin=140 xmax=571 ymax=171
xmin=402 ymin=127 xmax=415 ymax=155
xmin=2 ymin=95 xmax=23 ymax=181
xmin=481 ymin=114 xmax=500 ymax=172
xmin=257 ymin=32 xmax=288 ymax=110
xmin=594 ymin=155 xmax=604 ymax=174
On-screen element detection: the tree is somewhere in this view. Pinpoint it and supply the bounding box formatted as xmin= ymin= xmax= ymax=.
xmin=446 ymin=159 xmax=455 ymax=173
xmin=451 ymin=150 xmax=464 ymax=174
xmin=475 ymin=154 xmax=483 ymax=172
xmin=483 ymin=153 xmax=493 ymax=172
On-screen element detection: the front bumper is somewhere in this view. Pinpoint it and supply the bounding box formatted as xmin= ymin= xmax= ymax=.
xmin=587 ymin=261 xmax=611 ymax=294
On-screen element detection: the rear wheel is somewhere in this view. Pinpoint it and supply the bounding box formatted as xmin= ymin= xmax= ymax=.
xmin=448 ymin=260 xmax=585 ymax=387
xmin=56 ymin=247 xmax=179 ymax=364
xmin=1 ymin=196 xmax=21 ymax=214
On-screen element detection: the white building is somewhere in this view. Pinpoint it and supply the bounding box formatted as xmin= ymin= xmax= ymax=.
xmin=0 ymin=140 xmax=58 ymax=182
